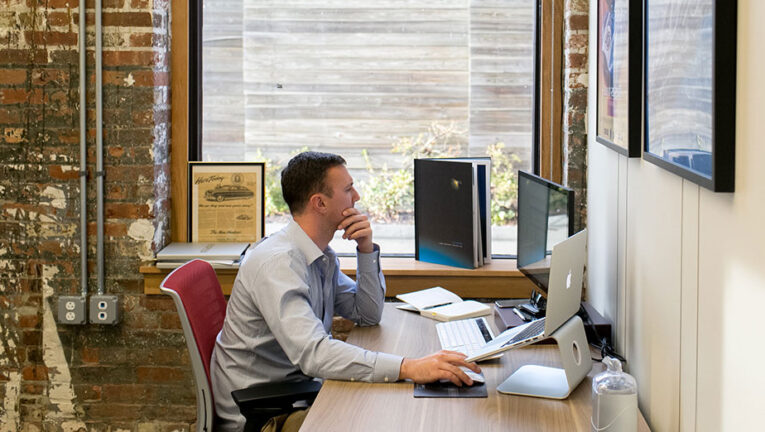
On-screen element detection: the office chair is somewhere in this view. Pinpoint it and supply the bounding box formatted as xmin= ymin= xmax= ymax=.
xmin=160 ymin=259 xmax=321 ymax=432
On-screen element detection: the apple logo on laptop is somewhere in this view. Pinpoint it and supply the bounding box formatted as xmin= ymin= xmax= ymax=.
xmin=566 ymin=269 xmax=573 ymax=289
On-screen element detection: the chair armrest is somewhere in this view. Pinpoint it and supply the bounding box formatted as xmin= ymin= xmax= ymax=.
xmin=232 ymin=380 xmax=322 ymax=414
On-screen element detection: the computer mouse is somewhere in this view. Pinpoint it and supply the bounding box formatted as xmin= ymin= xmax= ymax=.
xmin=460 ymin=367 xmax=485 ymax=384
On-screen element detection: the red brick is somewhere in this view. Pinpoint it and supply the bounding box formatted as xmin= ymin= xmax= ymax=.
xmin=0 ymin=88 xmax=45 ymax=105
xmin=0 ymin=69 xmax=27 ymax=85
xmin=22 ymin=383 xmax=46 ymax=395
xmin=132 ymin=109 xmax=154 ymax=126
xmin=103 ymin=70 xmax=128 ymax=87
xmin=0 ymin=49 xmax=48 ymax=64
xmin=17 ymin=313 xmax=39 ymax=329
xmin=48 ymin=165 xmax=80 ymax=180
xmin=85 ymin=0 xmax=125 ymax=8
xmin=22 ymin=330 xmax=42 ymax=346
xmin=29 ymin=0 xmax=73 ymax=8
xmin=21 ymin=365 xmax=48 ymax=381
xmin=141 ymin=296 xmax=175 ymax=311
xmin=101 ymin=384 xmax=151 ymax=403
xmin=82 ymin=347 xmax=99 ymax=364
xmin=102 ymin=51 xmax=156 ymax=67
xmin=129 ymin=32 xmax=152 ymax=47
xmin=24 ymin=30 xmax=78 ymax=46
xmin=39 ymin=240 xmax=63 ymax=255
xmin=130 ymin=0 xmax=149 ymax=8
xmin=105 ymin=203 xmax=150 ymax=219
xmin=136 ymin=367 xmax=185 ymax=383
xmin=31 ymin=69 xmax=70 ymax=86
xmin=131 ymin=70 xmax=169 ymax=87
xmin=567 ymin=53 xmax=586 ymax=69
xmin=87 ymin=222 xmax=127 ymax=236
xmin=160 ymin=312 xmax=181 ymax=329
xmin=46 ymin=11 xmax=71 ymax=27
xmin=568 ymin=14 xmax=588 ymax=31
xmin=102 ymin=12 xmax=153 ymax=27
xmin=75 ymin=384 xmax=102 ymax=401
xmin=0 ymin=108 xmax=23 ymax=124
xmin=108 ymin=146 xmax=125 ymax=158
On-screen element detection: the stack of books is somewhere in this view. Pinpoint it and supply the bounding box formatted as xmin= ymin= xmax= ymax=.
xmin=155 ymin=242 xmax=251 ymax=269
xmin=414 ymin=158 xmax=491 ymax=269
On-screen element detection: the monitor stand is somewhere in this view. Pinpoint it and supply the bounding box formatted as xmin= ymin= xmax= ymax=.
xmin=496 ymin=315 xmax=592 ymax=399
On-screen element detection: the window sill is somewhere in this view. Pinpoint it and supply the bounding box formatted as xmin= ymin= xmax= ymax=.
xmin=140 ymin=257 xmax=536 ymax=298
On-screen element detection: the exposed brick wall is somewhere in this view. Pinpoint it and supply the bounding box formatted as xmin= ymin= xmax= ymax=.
xmin=1 ymin=0 xmax=586 ymax=430
xmin=0 ymin=0 xmax=179 ymax=429
xmin=563 ymin=0 xmax=589 ymax=231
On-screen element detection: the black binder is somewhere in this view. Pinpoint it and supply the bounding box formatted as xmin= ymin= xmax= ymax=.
xmin=414 ymin=158 xmax=490 ymax=269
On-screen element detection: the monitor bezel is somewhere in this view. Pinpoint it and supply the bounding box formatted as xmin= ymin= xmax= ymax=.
xmin=516 ymin=170 xmax=575 ymax=294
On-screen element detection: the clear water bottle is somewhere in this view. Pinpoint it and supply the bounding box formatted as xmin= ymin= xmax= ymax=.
xmin=591 ymin=357 xmax=638 ymax=432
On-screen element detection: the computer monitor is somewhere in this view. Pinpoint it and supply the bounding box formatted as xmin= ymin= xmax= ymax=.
xmin=516 ymin=170 xmax=575 ymax=295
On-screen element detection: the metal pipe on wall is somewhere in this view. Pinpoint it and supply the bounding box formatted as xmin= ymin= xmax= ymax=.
xmin=79 ymin=0 xmax=87 ymax=297
xmin=96 ymin=0 xmax=105 ymax=295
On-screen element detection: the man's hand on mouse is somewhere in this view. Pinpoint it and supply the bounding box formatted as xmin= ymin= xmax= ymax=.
xmin=398 ymin=350 xmax=482 ymax=386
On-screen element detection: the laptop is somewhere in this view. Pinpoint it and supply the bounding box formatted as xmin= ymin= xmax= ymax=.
xmin=465 ymin=229 xmax=586 ymax=362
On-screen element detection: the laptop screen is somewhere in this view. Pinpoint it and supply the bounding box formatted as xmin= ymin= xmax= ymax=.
xmin=516 ymin=171 xmax=574 ymax=295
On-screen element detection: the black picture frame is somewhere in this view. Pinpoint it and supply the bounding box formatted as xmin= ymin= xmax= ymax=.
xmin=188 ymin=162 xmax=266 ymax=242
xmin=596 ymin=0 xmax=642 ymax=157
xmin=643 ymin=0 xmax=736 ymax=192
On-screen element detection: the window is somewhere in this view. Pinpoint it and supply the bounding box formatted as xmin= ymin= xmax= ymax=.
xmin=194 ymin=1 xmax=538 ymax=256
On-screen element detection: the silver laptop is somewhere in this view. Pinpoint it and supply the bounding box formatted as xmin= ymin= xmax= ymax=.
xmin=466 ymin=229 xmax=586 ymax=362
xmin=156 ymin=242 xmax=250 ymax=261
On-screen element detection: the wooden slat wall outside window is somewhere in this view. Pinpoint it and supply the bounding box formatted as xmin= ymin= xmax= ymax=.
xmin=159 ymin=0 xmax=564 ymax=296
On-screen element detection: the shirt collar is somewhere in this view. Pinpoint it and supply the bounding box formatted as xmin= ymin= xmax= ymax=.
xmin=284 ymin=219 xmax=335 ymax=265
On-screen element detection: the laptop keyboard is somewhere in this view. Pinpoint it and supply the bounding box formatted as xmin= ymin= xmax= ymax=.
xmin=502 ymin=317 xmax=546 ymax=347
xmin=436 ymin=317 xmax=494 ymax=357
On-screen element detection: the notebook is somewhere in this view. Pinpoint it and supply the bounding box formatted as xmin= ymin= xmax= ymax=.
xmin=396 ymin=287 xmax=491 ymax=322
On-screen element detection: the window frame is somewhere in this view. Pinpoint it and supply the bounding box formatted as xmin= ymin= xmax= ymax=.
xmin=171 ymin=0 xmax=564 ymax=249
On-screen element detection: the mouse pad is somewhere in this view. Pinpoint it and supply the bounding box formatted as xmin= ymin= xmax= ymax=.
xmin=413 ymin=381 xmax=488 ymax=398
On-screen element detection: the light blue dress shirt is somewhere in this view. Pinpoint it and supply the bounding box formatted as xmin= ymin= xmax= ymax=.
xmin=210 ymin=220 xmax=403 ymax=430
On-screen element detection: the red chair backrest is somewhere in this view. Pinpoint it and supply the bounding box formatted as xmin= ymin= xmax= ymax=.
xmin=161 ymin=259 xmax=227 ymax=392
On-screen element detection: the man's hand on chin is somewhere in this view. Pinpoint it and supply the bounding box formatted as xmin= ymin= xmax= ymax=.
xmin=337 ymin=208 xmax=374 ymax=253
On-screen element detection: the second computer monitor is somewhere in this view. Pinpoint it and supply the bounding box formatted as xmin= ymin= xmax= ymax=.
xmin=516 ymin=170 xmax=574 ymax=294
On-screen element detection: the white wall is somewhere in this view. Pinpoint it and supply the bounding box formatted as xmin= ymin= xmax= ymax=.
xmin=587 ymin=1 xmax=765 ymax=431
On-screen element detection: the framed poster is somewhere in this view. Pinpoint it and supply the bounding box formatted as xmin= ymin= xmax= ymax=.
xmin=596 ymin=0 xmax=642 ymax=157
xmin=188 ymin=162 xmax=265 ymax=242
xmin=643 ymin=0 xmax=736 ymax=192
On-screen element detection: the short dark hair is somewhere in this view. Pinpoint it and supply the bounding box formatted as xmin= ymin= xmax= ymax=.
xmin=281 ymin=151 xmax=347 ymax=214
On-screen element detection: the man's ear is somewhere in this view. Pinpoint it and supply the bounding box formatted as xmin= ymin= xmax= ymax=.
xmin=307 ymin=193 xmax=327 ymax=214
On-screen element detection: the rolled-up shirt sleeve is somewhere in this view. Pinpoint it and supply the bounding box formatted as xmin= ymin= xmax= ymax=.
xmin=248 ymin=252 xmax=402 ymax=383
xmin=334 ymin=244 xmax=386 ymax=326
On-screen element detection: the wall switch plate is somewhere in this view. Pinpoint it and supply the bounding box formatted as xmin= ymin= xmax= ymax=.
xmin=89 ymin=295 xmax=120 ymax=325
xmin=58 ymin=296 xmax=87 ymax=325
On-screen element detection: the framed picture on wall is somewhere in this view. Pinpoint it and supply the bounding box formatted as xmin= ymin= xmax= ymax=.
xmin=643 ymin=0 xmax=736 ymax=192
xmin=596 ymin=0 xmax=642 ymax=157
xmin=188 ymin=162 xmax=265 ymax=242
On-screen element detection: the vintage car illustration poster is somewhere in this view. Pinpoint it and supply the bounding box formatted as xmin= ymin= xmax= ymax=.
xmin=188 ymin=162 xmax=265 ymax=242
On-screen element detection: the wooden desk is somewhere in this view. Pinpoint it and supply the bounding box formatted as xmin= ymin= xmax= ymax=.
xmin=300 ymin=304 xmax=650 ymax=432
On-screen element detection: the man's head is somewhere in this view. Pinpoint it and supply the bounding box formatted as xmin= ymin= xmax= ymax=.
xmin=281 ymin=151 xmax=353 ymax=216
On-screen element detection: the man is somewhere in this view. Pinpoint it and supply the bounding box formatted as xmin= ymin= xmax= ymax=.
xmin=211 ymin=151 xmax=480 ymax=431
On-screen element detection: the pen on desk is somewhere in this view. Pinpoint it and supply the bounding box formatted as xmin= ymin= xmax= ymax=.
xmin=512 ymin=307 xmax=529 ymax=322
xmin=423 ymin=302 xmax=453 ymax=310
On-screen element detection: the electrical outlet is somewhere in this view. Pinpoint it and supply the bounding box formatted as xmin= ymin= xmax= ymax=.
xmin=89 ymin=295 xmax=120 ymax=325
xmin=57 ymin=296 xmax=87 ymax=325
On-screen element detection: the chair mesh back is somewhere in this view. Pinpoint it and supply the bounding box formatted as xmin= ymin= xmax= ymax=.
xmin=161 ymin=260 xmax=227 ymax=392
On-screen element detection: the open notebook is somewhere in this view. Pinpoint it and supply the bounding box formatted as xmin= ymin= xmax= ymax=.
xmin=396 ymin=287 xmax=490 ymax=322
